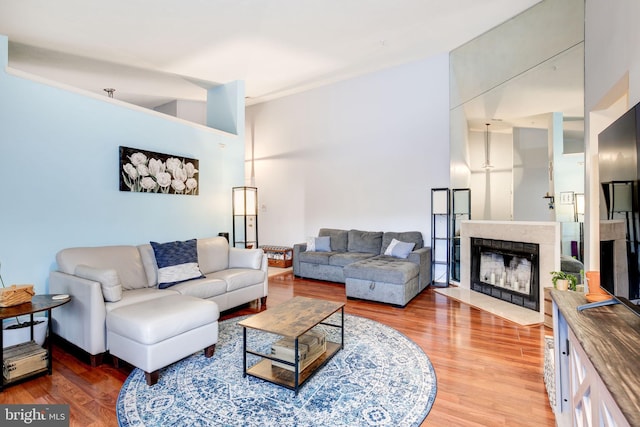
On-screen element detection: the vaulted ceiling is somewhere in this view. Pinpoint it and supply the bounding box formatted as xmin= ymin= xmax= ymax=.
xmin=0 ymin=0 xmax=541 ymax=108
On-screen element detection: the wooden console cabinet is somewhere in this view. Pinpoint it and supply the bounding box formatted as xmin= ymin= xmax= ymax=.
xmin=551 ymin=290 xmax=639 ymax=426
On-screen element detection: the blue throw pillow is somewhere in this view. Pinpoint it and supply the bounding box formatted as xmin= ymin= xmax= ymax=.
xmin=150 ymin=239 xmax=205 ymax=289
xmin=314 ymin=236 xmax=331 ymax=252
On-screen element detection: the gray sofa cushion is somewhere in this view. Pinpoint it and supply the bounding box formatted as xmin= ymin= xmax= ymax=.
xmin=561 ymin=254 xmax=584 ymax=284
xmin=329 ymin=252 xmax=376 ymax=267
xmin=344 ymin=255 xmax=419 ymax=284
xmin=347 ymin=230 xmax=383 ymax=254
xmin=298 ymin=251 xmax=334 ymax=265
xmin=381 ymin=231 xmax=423 ymax=254
xmin=560 ymin=254 xmax=583 ymax=273
xmin=318 ymin=228 xmax=348 ymax=252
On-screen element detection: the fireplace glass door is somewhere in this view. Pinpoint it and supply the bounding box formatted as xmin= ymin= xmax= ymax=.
xmin=471 ymin=238 xmax=540 ymax=311
xmin=479 ymin=251 xmax=533 ymax=295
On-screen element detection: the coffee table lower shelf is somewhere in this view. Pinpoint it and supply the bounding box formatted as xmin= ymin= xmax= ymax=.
xmin=245 ymin=341 xmax=341 ymax=391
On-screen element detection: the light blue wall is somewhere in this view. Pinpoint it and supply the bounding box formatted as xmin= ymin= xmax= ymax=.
xmin=208 ymin=81 xmax=244 ymax=135
xmin=0 ymin=35 xmax=245 ymax=293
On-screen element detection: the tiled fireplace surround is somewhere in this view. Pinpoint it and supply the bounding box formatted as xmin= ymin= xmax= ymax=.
xmin=460 ymin=221 xmax=561 ymax=324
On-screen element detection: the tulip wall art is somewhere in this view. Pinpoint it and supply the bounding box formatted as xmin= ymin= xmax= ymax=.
xmin=119 ymin=146 xmax=200 ymax=195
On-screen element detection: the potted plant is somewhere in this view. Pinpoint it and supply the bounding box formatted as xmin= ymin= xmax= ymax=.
xmin=550 ymin=271 xmax=578 ymax=291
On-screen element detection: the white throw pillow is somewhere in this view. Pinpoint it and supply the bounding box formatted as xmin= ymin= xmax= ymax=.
xmin=75 ymin=264 xmax=123 ymax=302
xmin=384 ymin=238 xmax=415 ymax=259
xmin=306 ymin=236 xmax=316 ymax=251
xmin=384 ymin=238 xmax=400 ymax=256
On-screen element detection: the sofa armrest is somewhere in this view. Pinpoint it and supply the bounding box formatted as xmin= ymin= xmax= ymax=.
xmin=407 ymin=247 xmax=432 ymax=288
xmin=293 ymin=243 xmax=307 ymax=276
xmin=49 ymin=271 xmax=108 ymax=356
xmin=259 ymin=253 xmax=269 ymax=298
xmin=229 ymin=247 xmax=264 ymax=269
xmin=228 ymin=249 xmax=268 ymax=299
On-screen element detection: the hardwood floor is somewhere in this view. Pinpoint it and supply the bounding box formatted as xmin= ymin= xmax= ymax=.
xmin=1 ymin=272 xmax=556 ymax=426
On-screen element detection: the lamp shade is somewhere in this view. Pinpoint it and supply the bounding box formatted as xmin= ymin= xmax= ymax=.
xmin=233 ymin=187 xmax=257 ymax=216
xmin=232 ymin=186 xmax=258 ymax=249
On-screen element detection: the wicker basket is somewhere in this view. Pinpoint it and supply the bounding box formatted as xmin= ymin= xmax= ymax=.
xmin=0 ymin=284 xmax=35 ymax=307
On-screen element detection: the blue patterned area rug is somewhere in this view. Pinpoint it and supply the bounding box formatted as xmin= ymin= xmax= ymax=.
xmin=116 ymin=314 xmax=437 ymax=427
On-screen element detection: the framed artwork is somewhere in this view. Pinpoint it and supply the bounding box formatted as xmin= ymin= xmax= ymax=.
xmin=119 ymin=146 xmax=199 ymax=195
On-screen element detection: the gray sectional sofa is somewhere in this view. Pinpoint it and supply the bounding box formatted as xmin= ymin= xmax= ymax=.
xmin=293 ymin=229 xmax=431 ymax=307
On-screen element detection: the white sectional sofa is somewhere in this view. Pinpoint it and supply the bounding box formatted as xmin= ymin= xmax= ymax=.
xmin=49 ymin=236 xmax=268 ymax=370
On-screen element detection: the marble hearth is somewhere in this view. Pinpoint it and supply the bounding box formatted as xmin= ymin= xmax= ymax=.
xmin=458 ymin=221 xmax=561 ymax=324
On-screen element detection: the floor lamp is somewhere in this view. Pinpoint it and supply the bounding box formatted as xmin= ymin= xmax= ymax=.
xmin=232 ymin=187 xmax=258 ymax=248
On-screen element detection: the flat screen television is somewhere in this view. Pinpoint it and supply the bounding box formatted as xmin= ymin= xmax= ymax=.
xmin=598 ymin=103 xmax=640 ymax=300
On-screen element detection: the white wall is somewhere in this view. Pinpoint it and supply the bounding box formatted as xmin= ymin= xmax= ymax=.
xmin=245 ymin=54 xmax=450 ymax=246
xmin=450 ymin=0 xmax=584 ymax=108
xmin=513 ymin=127 xmax=552 ymax=221
xmin=155 ymin=100 xmax=207 ymax=125
xmin=469 ymin=128 xmax=513 ymax=220
xmin=449 ymin=107 xmax=471 ymax=189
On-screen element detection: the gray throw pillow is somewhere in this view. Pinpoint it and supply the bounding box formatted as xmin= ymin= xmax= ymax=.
xmin=384 ymin=238 xmax=415 ymax=259
xmin=392 ymin=241 xmax=415 ymax=258
xmin=315 ymin=236 xmax=331 ymax=252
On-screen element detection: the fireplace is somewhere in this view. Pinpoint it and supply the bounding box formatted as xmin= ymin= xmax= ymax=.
xmin=470 ymin=238 xmax=540 ymax=311
xmin=460 ymin=220 xmax=560 ymax=324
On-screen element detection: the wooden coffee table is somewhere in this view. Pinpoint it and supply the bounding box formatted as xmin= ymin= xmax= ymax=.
xmin=238 ymin=296 xmax=344 ymax=395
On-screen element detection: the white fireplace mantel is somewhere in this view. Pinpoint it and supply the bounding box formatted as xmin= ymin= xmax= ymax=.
xmin=460 ymin=220 xmax=561 ymax=323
